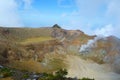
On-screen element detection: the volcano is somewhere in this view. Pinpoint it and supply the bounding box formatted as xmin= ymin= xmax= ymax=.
xmin=0 ymin=26 xmax=120 ymax=80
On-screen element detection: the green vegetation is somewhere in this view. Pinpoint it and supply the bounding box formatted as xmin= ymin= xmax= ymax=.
xmin=0 ymin=67 xmax=94 ymax=80
xmin=79 ymin=77 xmax=94 ymax=80
xmin=39 ymin=69 xmax=94 ymax=80
xmin=22 ymin=73 xmax=29 ymax=79
xmin=0 ymin=67 xmax=14 ymax=78
xmin=39 ymin=69 xmax=67 ymax=80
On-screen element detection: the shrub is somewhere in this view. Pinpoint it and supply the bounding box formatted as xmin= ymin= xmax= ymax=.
xmin=0 ymin=67 xmax=13 ymax=78
xmin=54 ymin=69 xmax=68 ymax=79
xmin=38 ymin=69 xmax=94 ymax=80
xmin=79 ymin=77 xmax=94 ymax=80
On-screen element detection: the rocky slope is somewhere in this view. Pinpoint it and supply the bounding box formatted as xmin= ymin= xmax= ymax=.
xmin=0 ymin=26 xmax=120 ymax=80
xmin=0 ymin=26 xmax=94 ymax=64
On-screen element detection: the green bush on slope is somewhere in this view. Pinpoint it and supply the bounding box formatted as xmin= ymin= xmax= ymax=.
xmin=39 ymin=69 xmax=94 ymax=80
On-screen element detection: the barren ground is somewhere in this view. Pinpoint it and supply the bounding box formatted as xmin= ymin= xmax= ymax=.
xmin=66 ymin=55 xmax=120 ymax=80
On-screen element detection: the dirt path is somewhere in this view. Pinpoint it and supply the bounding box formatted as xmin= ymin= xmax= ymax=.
xmin=66 ymin=55 xmax=120 ymax=80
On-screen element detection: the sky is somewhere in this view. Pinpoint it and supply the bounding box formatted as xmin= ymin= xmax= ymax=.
xmin=0 ymin=0 xmax=120 ymax=38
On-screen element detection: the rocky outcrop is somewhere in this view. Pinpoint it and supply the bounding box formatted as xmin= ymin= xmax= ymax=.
xmin=52 ymin=28 xmax=84 ymax=41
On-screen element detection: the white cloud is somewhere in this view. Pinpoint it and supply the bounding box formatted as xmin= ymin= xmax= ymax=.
xmin=104 ymin=0 xmax=120 ymax=38
xmin=22 ymin=0 xmax=33 ymax=9
xmin=0 ymin=0 xmax=34 ymax=27
xmin=106 ymin=0 xmax=120 ymax=15
xmin=75 ymin=0 xmax=106 ymax=16
xmin=72 ymin=0 xmax=120 ymax=38
xmin=106 ymin=0 xmax=120 ymax=23
xmin=58 ymin=0 xmax=73 ymax=8
xmin=61 ymin=13 xmax=67 ymax=17
xmin=94 ymin=24 xmax=114 ymax=37
xmin=0 ymin=0 xmax=23 ymax=27
xmin=94 ymin=24 xmax=120 ymax=38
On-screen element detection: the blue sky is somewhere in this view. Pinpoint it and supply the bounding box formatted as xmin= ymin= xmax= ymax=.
xmin=0 ymin=0 xmax=120 ymax=38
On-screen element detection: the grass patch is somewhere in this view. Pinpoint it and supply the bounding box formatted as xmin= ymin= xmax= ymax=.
xmin=10 ymin=59 xmax=46 ymax=73
xmin=20 ymin=37 xmax=54 ymax=45
xmin=0 ymin=77 xmax=13 ymax=80
xmin=43 ymin=53 xmax=67 ymax=71
xmin=10 ymin=54 xmax=67 ymax=73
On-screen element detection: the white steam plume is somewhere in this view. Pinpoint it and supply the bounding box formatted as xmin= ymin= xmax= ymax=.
xmin=79 ymin=35 xmax=105 ymax=52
